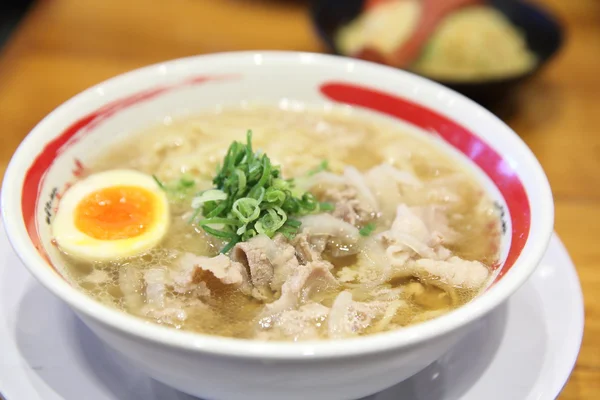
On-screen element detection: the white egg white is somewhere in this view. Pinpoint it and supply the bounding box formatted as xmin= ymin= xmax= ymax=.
xmin=52 ymin=169 xmax=170 ymax=262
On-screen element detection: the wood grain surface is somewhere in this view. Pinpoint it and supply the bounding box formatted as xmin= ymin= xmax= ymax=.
xmin=0 ymin=0 xmax=597 ymax=398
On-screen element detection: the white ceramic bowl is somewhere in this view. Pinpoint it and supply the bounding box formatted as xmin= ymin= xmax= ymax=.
xmin=1 ymin=52 xmax=554 ymax=400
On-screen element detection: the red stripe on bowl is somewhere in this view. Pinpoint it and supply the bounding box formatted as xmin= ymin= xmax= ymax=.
xmin=320 ymin=82 xmax=530 ymax=282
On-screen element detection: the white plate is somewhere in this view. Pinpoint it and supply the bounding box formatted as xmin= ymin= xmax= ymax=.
xmin=0 ymin=225 xmax=583 ymax=400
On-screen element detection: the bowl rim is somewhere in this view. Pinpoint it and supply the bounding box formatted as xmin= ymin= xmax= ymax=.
xmin=1 ymin=50 xmax=554 ymax=360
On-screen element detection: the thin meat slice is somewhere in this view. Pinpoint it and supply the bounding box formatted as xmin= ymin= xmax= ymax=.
xmin=259 ymin=260 xmax=339 ymax=321
xmin=232 ymin=236 xmax=274 ymax=299
xmin=292 ymin=232 xmax=328 ymax=263
xmin=312 ymin=167 xmax=378 ymax=225
xmin=338 ymin=237 xmax=393 ymax=286
xmin=174 ymin=253 xmax=250 ymax=295
xmin=231 ymin=234 xmax=299 ymax=300
xmin=365 ymin=163 xmax=422 ymax=223
xmin=343 ymin=166 xmax=379 ymax=213
xmin=411 ymin=256 xmax=490 ymax=289
xmin=144 ymin=268 xmax=168 ymax=308
xmin=391 ymin=255 xmax=489 ymax=289
xmin=382 ymin=204 xmax=457 ymax=260
xmin=382 ymin=204 xmax=437 ymax=259
xmin=293 ymin=212 xmax=365 ymax=261
xmin=328 ymin=291 xmax=405 ymax=338
xmin=340 ymin=204 xmax=459 ymax=286
xmin=143 ymin=306 xmax=188 ymax=326
xmin=119 ymin=266 xmax=144 ymax=313
xmin=142 ymin=297 xmax=207 ymax=327
xmin=141 ymin=267 xmax=209 ymax=326
xmin=324 ymin=185 xmax=375 ymax=225
xmin=299 ymin=214 xmax=361 ymax=244
xmin=271 ymin=234 xmax=301 ymax=292
xmin=411 ymin=206 xmax=459 ymax=246
xmin=256 ymin=303 xmax=330 ymax=341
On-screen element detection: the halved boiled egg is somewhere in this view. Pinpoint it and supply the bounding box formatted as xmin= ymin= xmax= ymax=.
xmin=52 ymin=169 xmax=170 ymax=262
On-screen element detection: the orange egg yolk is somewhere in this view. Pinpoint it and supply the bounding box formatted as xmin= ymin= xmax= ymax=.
xmin=75 ymin=186 xmax=156 ymax=240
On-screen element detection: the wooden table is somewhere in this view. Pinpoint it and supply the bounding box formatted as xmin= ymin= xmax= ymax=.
xmin=0 ymin=0 xmax=597 ymax=398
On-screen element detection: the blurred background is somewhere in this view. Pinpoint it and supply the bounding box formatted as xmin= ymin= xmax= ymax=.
xmin=0 ymin=0 xmax=597 ymax=398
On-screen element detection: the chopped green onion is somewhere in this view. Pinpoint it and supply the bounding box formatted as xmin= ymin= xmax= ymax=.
xmin=308 ymin=160 xmax=329 ymax=176
xmin=359 ymin=222 xmax=376 ymax=237
xmin=201 ymin=225 xmax=238 ymax=240
xmin=204 ymin=201 xmax=228 ymax=219
xmin=190 ymin=130 xmax=322 ymax=252
xmin=234 ymin=168 xmax=247 ymax=193
xmin=319 ymin=202 xmax=335 ymax=211
xmin=187 ymin=207 xmax=203 ymax=224
xmin=221 ymin=238 xmax=241 ymax=254
xmin=154 ymin=175 xmax=198 ymax=201
xmin=286 ymin=218 xmax=302 ymax=228
xmin=197 ymin=218 xmax=240 ymax=226
xmin=152 ymin=175 xmax=166 ymax=190
xmin=191 ymin=190 xmax=227 ymax=209
xmin=179 ymin=177 xmax=195 ymax=188
xmin=248 ymin=186 xmax=265 ymax=203
xmin=231 ymin=198 xmax=260 ymax=224
xmin=255 ymin=207 xmax=287 ymax=237
xmin=265 ymin=187 xmax=286 ymax=205
xmin=300 ymin=193 xmax=318 ymax=211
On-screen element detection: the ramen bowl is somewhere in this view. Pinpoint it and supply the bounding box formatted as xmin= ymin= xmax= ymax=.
xmin=1 ymin=51 xmax=553 ymax=400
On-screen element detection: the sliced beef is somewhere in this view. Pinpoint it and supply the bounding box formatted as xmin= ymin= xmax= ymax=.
xmin=292 ymin=232 xmax=328 ymax=263
xmin=338 ymin=237 xmax=392 ymax=285
xmin=336 ymin=204 xmax=460 ymax=287
xmin=313 ymin=166 xmax=379 ymax=225
xmin=143 ymin=306 xmax=188 ymax=326
xmin=297 ymin=214 xmax=363 ymax=260
xmin=260 ymin=260 xmax=339 ymax=320
xmin=271 ymin=234 xmax=301 ymax=291
xmin=232 ymin=237 xmax=274 ymax=299
xmin=142 ymin=297 xmax=207 ymax=327
xmin=141 ymin=267 xmax=209 ymax=326
xmin=363 ymin=164 xmax=423 ymax=223
xmin=385 ymin=244 xmax=412 ymax=268
xmin=384 ymin=204 xmax=433 ymax=255
xmin=299 ymin=213 xmax=361 ymax=245
xmin=411 ymin=256 xmax=489 ymax=289
xmin=382 ymin=204 xmax=459 ymax=260
xmin=343 ymin=166 xmax=379 ymax=212
xmin=174 ymin=253 xmax=250 ymax=296
xmin=256 ymin=303 xmax=330 ymax=341
xmin=411 ymin=206 xmax=459 ymax=246
xmin=231 ymin=234 xmax=299 ymax=300
xmin=324 ymin=186 xmax=375 ymax=225
xmin=119 ymin=266 xmax=144 ymax=312
xmin=328 ymin=291 xmax=405 ymax=338
xmin=144 ymin=268 xmax=168 ymax=308
xmin=369 ymin=286 xmax=404 ymax=301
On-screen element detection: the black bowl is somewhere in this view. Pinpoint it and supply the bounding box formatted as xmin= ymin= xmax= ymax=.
xmin=310 ymin=0 xmax=564 ymax=108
